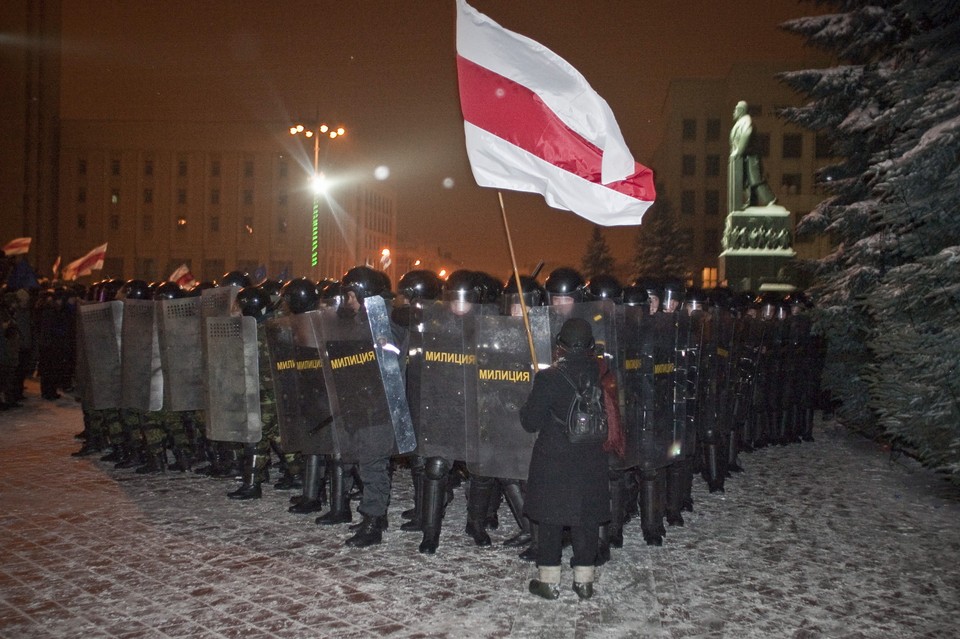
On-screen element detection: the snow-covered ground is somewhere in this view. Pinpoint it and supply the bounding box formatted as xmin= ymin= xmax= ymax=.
xmin=2 ymin=382 xmax=958 ymax=638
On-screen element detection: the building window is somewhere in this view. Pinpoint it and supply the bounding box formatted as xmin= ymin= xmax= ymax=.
xmin=682 ymin=155 xmax=696 ymax=177
xmin=703 ymin=229 xmax=719 ymax=255
xmin=706 ymin=118 xmax=721 ymax=141
xmin=756 ymin=133 xmax=770 ymax=158
xmin=209 ymin=216 xmax=220 ymax=232
xmin=142 ymin=215 xmax=153 ymax=233
xmin=782 ymin=133 xmax=803 ymax=159
xmin=138 ymin=259 xmax=154 ymax=281
xmin=109 ymin=214 xmax=120 ymax=231
xmin=144 ymin=160 xmax=153 ymax=176
xmin=681 ymin=190 xmax=696 ymax=215
xmin=705 ymin=155 xmax=720 ymax=177
xmin=111 ymin=159 xmax=121 ymax=176
xmin=815 ymin=133 xmax=832 ymax=159
xmin=77 ymin=213 xmax=86 ymax=230
xmin=78 ymin=158 xmax=87 ymax=175
xmin=243 ymin=190 xmax=253 ymax=206
xmin=177 ymin=189 xmax=187 ymax=205
xmin=278 ymin=162 xmax=288 ymax=178
xmin=178 ymin=160 xmax=188 ymax=177
xmin=679 ymin=228 xmax=694 ymax=253
xmin=682 ymin=118 xmax=697 ymax=141
xmin=176 ymin=216 xmax=188 ymax=229
xmin=211 ymin=160 xmax=221 ymax=177
xmin=243 ymin=217 xmax=254 ymax=234
xmin=781 ymin=173 xmax=802 ymax=194
xmin=243 ymin=160 xmax=254 ymax=178
xmin=278 ymin=192 xmax=288 ymax=206
xmin=705 ymin=190 xmax=720 ymax=216
xmin=111 ymin=189 xmax=120 ymax=205
xmin=77 ymin=188 xmax=87 ymax=204
xmin=210 ymin=189 xmax=220 ymax=205
xmin=278 ymin=217 xmax=288 ymax=233
xmin=701 ymin=267 xmax=718 ymax=289
xmin=143 ymin=189 xmax=153 ymax=204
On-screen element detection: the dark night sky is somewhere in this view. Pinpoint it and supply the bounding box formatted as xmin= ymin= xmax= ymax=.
xmin=59 ymin=0 xmax=827 ymax=278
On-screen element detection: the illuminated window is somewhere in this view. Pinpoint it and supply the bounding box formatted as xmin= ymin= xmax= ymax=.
xmin=701 ymin=267 xmax=718 ymax=288
xmin=176 ymin=216 xmax=187 ymax=229
xmin=111 ymin=189 xmax=120 ymax=205
xmin=243 ymin=217 xmax=254 ymax=234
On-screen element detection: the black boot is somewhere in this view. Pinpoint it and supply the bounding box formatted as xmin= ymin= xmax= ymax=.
xmin=418 ymin=457 xmax=449 ymax=554
xmin=665 ymin=463 xmax=684 ymax=526
xmin=640 ymin=471 xmax=664 ymax=545
xmin=289 ymin=454 xmax=324 ymax=513
xmin=518 ymin=522 xmax=538 ymax=562
xmin=608 ymin=472 xmax=625 ymax=548
xmin=316 ymin=460 xmax=352 ymax=525
xmin=401 ymin=461 xmax=424 ymax=531
xmin=501 ymin=482 xmax=531 ymax=547
xmin=228 ymin=452 xmax=264 ymax=500
xmin=345 ymin=514 xmax=384 ymax=548
xmin=135 ymin=449 xmax=166 ymax=474
xmin=465 ymin=477 xmax=493 ymax=547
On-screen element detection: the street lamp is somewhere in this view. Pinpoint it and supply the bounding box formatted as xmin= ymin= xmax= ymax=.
xmin=290 ymin=122 xmax=346 ymax=271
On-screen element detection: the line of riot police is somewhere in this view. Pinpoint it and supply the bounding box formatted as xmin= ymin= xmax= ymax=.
xmin=71 ymin=264 xmax=823 ymax=560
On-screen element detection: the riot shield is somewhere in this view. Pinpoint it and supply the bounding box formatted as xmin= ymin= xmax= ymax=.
xmin=415 ymin=300 xmax=478 ymax=461
xmin=318 ymin=296 xmax=415 ymax=463
xmin=204 ymin=315 xmax=262 ymax=443
xmin=120 ymin=299 xmax=163 ymax=412
xmin=200 ymin=286 xmax=238 ymax=320
xmin=614 ymin=304 xmax=646 ymax=470
xmin=468 ymin=305 xmax=553 ymax=480
xmin=637 ymin=312 xmax=682 ymax=471
xmin=547 ymin=300 xmax=619 ymax=370
xmin=157 ymin=296 xmax=204 ymax=412
xmin=265 ymin=312 xmax=335 ymax=455
xmin=77 ymin=301 xmax=123 ymax=410
xmin=678 ymin=308 xmax=708 ymax=460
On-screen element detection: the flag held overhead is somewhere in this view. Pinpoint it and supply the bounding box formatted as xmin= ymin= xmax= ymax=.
xmin=456 ymin=0 xmax=655 ymax=226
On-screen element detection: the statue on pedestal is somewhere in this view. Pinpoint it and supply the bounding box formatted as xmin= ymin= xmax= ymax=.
xmin=728 ymin=100 xmax=777 ymax=212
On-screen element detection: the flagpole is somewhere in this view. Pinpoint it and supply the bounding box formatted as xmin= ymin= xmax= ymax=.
xmin=497 ymin=191 xmax=538 ymax=370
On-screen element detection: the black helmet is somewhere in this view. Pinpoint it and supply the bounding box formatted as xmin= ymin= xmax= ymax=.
xmin=586 ymin=274 xmax=622 ymax=303
xmin=758 ymin=292 xmax=781 ymax=320
xmin=341 ymin=265 xmax=389 ymax=301
xmin=318 ymin=279 xmax=341 ymax=306
xmin=661 ymin=278 xmax=685 ymax=312
xmin=259 ymin=278 xmax=284 ymax=301
xmin=785 ymin=290 xmax=812 ymax=311
xmin=97 ymin=278 xmax=124 ymax=302
xmin=153 ymin=281 xmax=184 ymax=301
xmin=120 ymin=279 xmax=151 ymax=300
xmin=442 ymin=270 xmax=480 ymax=304
xmin=501 ymin=274 xmax=544 ymax=315
xmin=683 ymin=286 xmax=707 ymax=312
xmin=398 ymin=269 xmax=442 ymax=302
xmin=220 ymin=270 xmax=252 ymax=288
xmin=544 ymin=267 xmax=586 ymax=304
xmin=236 ymin=286 xmax=269 ymax=319
xmin=474 ymin=271 xmax=503 ymax=304
xmin=281 ymin=277 xmax=319 ymax=314
xmin=621 ymin=284 xmax=649 ymax=307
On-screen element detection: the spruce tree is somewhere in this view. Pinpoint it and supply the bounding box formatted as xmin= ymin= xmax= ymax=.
xmin=580 ymin=226 xmax=616 ymax=280
xmin=631 ymin=189 xmax=688 ymax=281
xmin=779 ymin=0 xmax=960 ymax=480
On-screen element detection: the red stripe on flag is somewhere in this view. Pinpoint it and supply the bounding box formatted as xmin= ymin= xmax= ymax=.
xmin=457 ymin=55 xmax=653 ymax=201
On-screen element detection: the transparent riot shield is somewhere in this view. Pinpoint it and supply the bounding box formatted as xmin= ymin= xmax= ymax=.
xmin=415 ymin=300 xmax=479 ymax=461
xmin=547 ymin=300 xmax=618 ymax=370
xmin=77 ymin=301 xmax=123 ymax=410
xmin=157 ymin=296 xmax=204 ymax=412
xmin=200 ymin=286 xmax=238 ymax=320
xmin=120 ymin=299 xmax=163 ymax=412
xmin=468 ymin=305 xmax=553 ymax=480
xmin=318 ymin=296 xmax=415 ymax=463
xmin=614 ymin=304 xmax=645 ymax=470
xmin=204 ymin=315 xmax=262 ymax=443
xmin=678 ymin=308 xmax=708 ymax=460
xmin=265 ymin=312 xmax=335 ymax=455
xmin=639 ymin=312 xmax=682 ymax=470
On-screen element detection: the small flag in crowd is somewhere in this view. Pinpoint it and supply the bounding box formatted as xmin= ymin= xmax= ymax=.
xmin=456 ymin=0 xmax=655 ymax=226
xmin=2 ymin=237 xmax=32 ymax=256
xmin=52 ymin=256 xmax=61 ymax=279
xmin=168 ymin=263 xmax=197 ymax=288
xmin=62 ymin=242 xmax=107 ymax=281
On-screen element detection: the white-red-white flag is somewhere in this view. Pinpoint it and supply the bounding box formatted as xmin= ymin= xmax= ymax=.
xmin=456 ymin=0 xmax=655 ymax=226
xmin=2 ymin=237 xmax=32 ymax=256
xmin=168 ymin=263 xmax=197 ymax=288
xmin=62 ymin=242 xmax=107 ymax=281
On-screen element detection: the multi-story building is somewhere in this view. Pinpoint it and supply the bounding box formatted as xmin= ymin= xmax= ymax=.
xmin=58 ymin=120 xmax=399 ymax=284
xmin=652 ymin=60 xmax=834 ymax=288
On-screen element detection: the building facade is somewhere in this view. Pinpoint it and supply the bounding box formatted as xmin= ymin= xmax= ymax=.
xmin=58 ymin=120 xmax=398 ymax=284
xmin=652 ymin=60 xmax=834 ymax=289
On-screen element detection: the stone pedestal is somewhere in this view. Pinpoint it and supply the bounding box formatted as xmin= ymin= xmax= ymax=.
xmin=718 ymin=204 xmax=796 ymax=292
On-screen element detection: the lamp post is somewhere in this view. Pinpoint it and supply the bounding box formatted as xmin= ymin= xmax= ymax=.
xmin=289 ymin=122 xmax=346 ymax=273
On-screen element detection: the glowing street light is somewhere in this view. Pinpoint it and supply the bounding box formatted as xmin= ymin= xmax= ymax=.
xmin=290 ymin=121 xmax=346 ymax=270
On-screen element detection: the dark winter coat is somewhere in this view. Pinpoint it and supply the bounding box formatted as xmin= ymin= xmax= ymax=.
xmin=519 ymin=350 xmax=610 ymax=527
